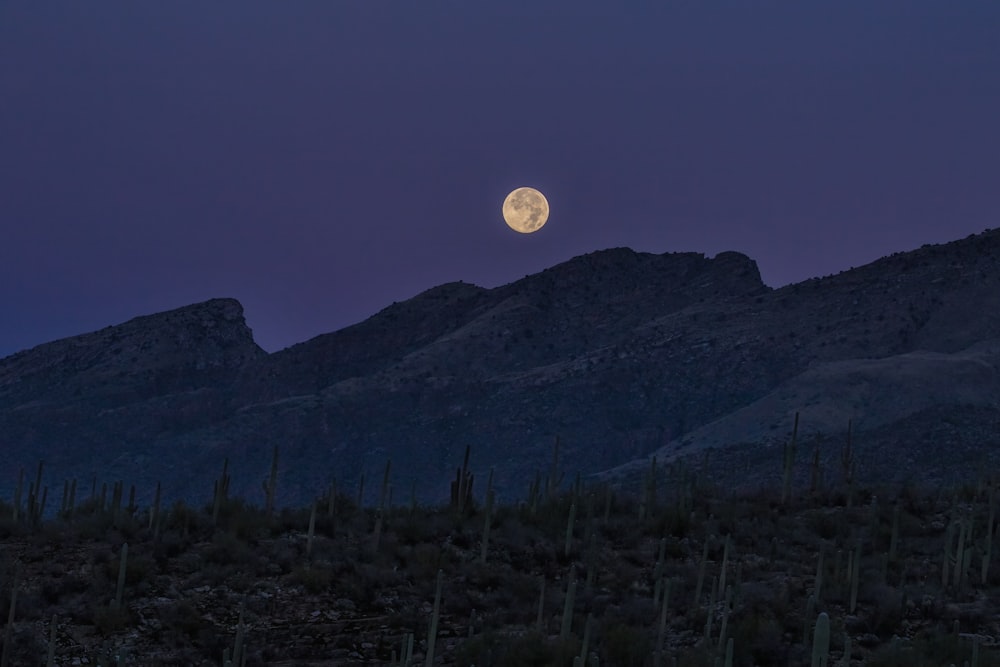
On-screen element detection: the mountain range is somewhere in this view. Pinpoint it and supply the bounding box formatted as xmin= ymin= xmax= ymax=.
xmin=3 ymin=228 xmax=999 ymax=514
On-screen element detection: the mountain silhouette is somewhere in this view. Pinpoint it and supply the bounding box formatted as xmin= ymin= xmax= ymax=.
xmin=2 ymin=229 xmax=999 ymax=513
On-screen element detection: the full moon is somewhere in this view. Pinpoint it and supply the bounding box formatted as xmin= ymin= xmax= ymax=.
xmin=502 ymin=187 xmax=549 ymax=234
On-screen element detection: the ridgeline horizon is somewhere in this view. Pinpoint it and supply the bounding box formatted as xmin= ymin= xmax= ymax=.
xmin=2 ymin=227 xmax=999 ymax=518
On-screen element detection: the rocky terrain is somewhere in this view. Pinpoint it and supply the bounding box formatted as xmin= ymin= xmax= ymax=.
xmin=1 ymin=228 xmax=999 ymax=516
xmin=3 ymin=465 xmax=1000 ymax=665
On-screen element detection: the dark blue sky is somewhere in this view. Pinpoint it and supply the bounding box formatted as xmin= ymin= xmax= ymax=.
xmin=2 ymin=2 xmax=998 ymax=358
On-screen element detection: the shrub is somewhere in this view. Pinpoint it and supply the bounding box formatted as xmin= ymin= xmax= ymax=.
xmin=93 ymin=604 xmax=130 ymax=635
xmin=159 ymin=598 xmax=203 ymax=639
xmin=287 ymin=564 xmax=333 ymax=594
xmin=203 ymin=530 xmax=254 ymax=566
xmin=455 ymin=629 xmax=568 ymax=667
xmin=602 ymin=619 xmax=651 ymax=666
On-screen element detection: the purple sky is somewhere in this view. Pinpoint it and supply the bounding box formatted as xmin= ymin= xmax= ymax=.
xmin=2 ymin=2 xmax=999 ymax=358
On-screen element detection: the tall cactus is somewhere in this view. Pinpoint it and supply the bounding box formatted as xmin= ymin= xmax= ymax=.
xmin=849 ymin=541 xmax=861 ymax=613
xmin=1 ymin=562 xmax=19 ymax=667
xmin=536 ymin=576 xmax=546 ymax=632
xmin=944 ymin=519 xmax=956 ymax=587
xmin=640 ymin=456 xmax=657 ymax=520
xmin=842 ymin=420 xmax=855 ymax=507
xmin=704 ymin=573 xmax=718 ymax=641
xmin=954 ymin=516 xmax=968 ymax=590
xmin=653 ymin=538 xmax=666 ymax=602
xmin=11 ymin=468 xmax=23 ymax=522
xmin=225 ymin=597 xmax=246 ymax=667
xmin=719 ymin=534 xmax=731 ymax=593
xmin=480 ymin=469 xmax=495 ymax=564
xmin=149 ymin=481 xmax=161 ymax=533
xmin=112 ymin=543 xmax=128 ymax=611
xmin=815 ymin=549 xmax=824 ymax=603
xmin=46 ymin=613 xmax=57 ymax=667
xmin=28 ymin=460 xmax=44 ymax=524
xmin=578 ymin=613 xmax=593 ymax=667
xmin=693 ymin=539 xmax=709 ymax=610
xmin=424 ymin=569 xmax=443 ymax=667
xmin=450 ymin=445 xmax=474 ymax=514
xmin=262 ymin=445 xmax=279 ymax=517
xmin=803 ymin=594 xmax=816 ymax=646
xmin=212 ymin=458 xmax=230 ymax=526
xmin=811 ymin=612 xmax=830 ymax=667
xmin=810 ymin=444 xmax=821 ymax=495
xmin=306 ymin=500 xmax=317 ymax=558
xmin=560 ymin=565 xmax=577 ymax=641
xmin=373 ymin=459 xmax=392 ymax=552
xmin=782 ymin=412 xmax=799 ymax=505
xmin=654 ymin=578 xmax=670 ymax=667
xmin=547 ymin=436 xmax=564 ymax=499
xmin=110 ymin=480 xmax=123 ymax=528
xmin=565 ymin=502 xmax=577 ymax=558
xmin=526 ymin=472 xmax=541 ymax=515
xmin=717 ymin=585 xmax=732 ymax=652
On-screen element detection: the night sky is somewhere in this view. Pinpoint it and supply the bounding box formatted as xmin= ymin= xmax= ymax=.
xmin=2 ymin=2 xmax=998 ymax=359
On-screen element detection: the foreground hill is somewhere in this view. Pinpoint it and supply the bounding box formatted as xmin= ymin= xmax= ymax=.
xmin=1 ymin=228 xmax=999 ymax=513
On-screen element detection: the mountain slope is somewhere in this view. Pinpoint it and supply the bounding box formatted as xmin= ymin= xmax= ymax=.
xmin=2 ymin=229 xmax=999 ymax=513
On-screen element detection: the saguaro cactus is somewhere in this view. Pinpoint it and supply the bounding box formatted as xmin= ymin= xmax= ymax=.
xmin=640 ymin=456 xmax=657 ymax=520
xmin=46 ymin=613 xmax=57 ymax=667
xmin=1 ymin=563 xmax=19 ymax=667
xmin=693 ymin=539 xmax=709 ymax=610
xmin=842 ymin=419 xmax=855 ymax=507
xmin=849 ymin=542 xmax=861 ymax=613
xmin=547 ymin=436 xmax=564 ymax=499
xmin=212 ymin=458 xmax=230 ymax=526
xmin=480 ymin=469 xmax=495 ymax=564
xmin=262 ymin=445 xmax=279 ymax=517
xmin=811 ymin=612 xmax=830 ymax=667
xmin=11 ymin=468 xmax=23 ymax=522
xmin=536 ymin=576 xmax=546 ymax=632
xmin=565 ymin=502 xmax=577 ymax=557
xmin=560 ymin=565 xmax=577 ymax=641
xmin=425 ymin=570 xmax=444 ymax=667
xmin=224 ymin=597 xmax=246 ymax=667
xmin=149 ymin=481 xmax=161 ymax=532
xmin=306 ymin=501 xmax=317 ymax=558
xmin=815 ymin=549 xmax=825 ymax=602
xmin=373 ymin=459 xmax=392 ymax=552
xmin=112 ymin=543 xmax=128 ymax=610
xmin=450 ymin=445 xmax=474 ymax=514
xmin=781 ymin=412 xmax=799 ymax=505
xmin=719 ymin=534 xmax=731 ymax=593
xmin=28 ymin=460 xmax=44 ymax=524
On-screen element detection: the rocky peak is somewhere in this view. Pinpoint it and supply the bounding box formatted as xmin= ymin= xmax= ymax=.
xmin=0 ymin=297 xmax=264 ymax=404
xmin=517 ymin=247 xmax=765 ymax=298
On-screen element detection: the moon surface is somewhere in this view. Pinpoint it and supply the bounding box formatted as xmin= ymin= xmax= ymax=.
xmin=502 ymin=187 xmax=549 ymax=233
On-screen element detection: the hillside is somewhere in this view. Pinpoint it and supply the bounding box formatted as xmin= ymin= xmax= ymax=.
xmin=2 ymin=229 xmax=999 ymax=514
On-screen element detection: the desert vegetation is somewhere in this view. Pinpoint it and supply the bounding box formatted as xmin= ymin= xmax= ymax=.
xmin=2 ymin=427 xmax=1000 ymax=666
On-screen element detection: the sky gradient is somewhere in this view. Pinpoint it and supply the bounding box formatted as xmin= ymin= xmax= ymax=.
xmin=2 ymin=2 xmax=999 ymax=358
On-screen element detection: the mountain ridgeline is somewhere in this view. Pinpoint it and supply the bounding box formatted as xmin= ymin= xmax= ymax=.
xmin=2 ymin=229 xmax=1000 ymax=513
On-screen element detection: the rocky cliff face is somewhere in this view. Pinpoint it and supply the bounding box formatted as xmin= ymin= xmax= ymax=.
xmin=0 ymin=297 xmax=262 ymax=404
xmin=2 ymin=230 xmax=999 ymax=514
xmin=0 ymin=298 xmax=265 ymax=491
